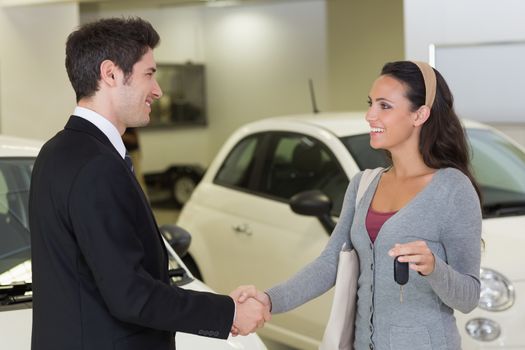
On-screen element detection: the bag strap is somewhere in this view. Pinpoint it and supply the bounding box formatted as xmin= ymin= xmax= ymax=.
xmin=355 ymin=167 xmax=383 ymax=207
xmin=342 ymin=167 xmax=383 ymax=252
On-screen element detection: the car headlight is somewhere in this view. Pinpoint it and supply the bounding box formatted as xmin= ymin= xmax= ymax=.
xmin=465 ymin=318 xmax=501 ymax=341
xmin=479 ymin=267 xmax=514 ymax=311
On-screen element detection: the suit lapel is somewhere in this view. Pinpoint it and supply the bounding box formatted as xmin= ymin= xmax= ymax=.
xmin=65 ymin=116 xmax=169 ymax=266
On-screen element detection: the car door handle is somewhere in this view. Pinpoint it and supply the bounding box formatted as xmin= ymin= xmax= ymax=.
xmin=232 ymin=223 xmax=253 ymax=236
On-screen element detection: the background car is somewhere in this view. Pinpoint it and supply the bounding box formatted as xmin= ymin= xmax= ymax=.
xmin=0 ymin=135 xmax=266 ymax=350
xmin=145 ymin=164 xmax=204 ymax=208
xmin=177 ymin=112 xmax=525 ymax=350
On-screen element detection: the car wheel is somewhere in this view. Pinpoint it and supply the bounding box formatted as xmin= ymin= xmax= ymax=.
xmin=171 ymin=174 xmax=198 ymax=207
xmin=182 ymin=254 xmax=203 ymax=281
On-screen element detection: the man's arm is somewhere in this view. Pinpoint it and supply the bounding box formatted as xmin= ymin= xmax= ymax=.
xmin=68 ymin=154 xmax=234 ymax=338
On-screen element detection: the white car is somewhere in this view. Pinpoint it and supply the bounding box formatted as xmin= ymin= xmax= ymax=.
xmin=0 ymin=135 xmax=266 ymax=350
xmin=177 ymin=112 xmax=525 ymax=350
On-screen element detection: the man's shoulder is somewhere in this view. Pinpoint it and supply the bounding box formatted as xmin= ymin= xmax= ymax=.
xmin=43 ymin=126 xmax=109 ymax=154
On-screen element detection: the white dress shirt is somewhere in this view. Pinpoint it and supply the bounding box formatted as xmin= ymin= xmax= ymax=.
xmin=73 ymin=106 xmax=126 ymax=159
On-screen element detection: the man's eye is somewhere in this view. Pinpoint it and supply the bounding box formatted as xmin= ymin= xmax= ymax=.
xmin=367 ymin=100 xmax=372 ymax=107
xmin=380 ymin=103 xmax=391 ymax=109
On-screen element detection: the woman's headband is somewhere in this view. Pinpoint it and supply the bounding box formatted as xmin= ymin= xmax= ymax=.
xmin=411 ymin=61 xmax=436 ymax=109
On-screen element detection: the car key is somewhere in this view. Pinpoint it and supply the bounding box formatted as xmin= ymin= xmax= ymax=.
xmin=394 ymin=256 xmax=409 ymax=303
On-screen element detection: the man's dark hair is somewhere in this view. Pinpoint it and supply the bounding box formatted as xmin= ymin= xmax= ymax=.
xmin=65 ymin=17 xmax=160 ymax=102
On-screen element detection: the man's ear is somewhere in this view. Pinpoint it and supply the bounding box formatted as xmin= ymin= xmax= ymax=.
xmin=99 ymin=60 xmax=118 ymax=87
xmin=413 ymin=105 xmax=431 ymax=127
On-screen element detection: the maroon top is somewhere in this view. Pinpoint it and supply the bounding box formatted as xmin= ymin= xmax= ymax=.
xmin=365 ymin=207 xmax=397 ymax=243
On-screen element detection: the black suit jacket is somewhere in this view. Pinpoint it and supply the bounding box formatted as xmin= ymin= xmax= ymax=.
xmin=29 ymin=116 xmax=234 ymax=350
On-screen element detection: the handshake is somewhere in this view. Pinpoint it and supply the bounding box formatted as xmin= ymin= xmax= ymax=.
xmin=229 ymin=285 xmax=271 ymax=336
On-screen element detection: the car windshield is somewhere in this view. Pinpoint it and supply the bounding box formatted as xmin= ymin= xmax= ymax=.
xmin=0 ymin=159 xmax=33 ymax=287
xmin=0 ymin=157 xmax=190 ymax=292
xmin=341 ymin=128 xmax=525 ymax=218
xmin=468 ymin=129 xmax=525 ymax=217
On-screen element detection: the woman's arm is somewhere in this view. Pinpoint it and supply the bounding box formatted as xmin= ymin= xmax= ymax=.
xmin=266 ymin=172 xmax=363 ymax=313
xmin=424 ymin=173 xmax=482 ymax=313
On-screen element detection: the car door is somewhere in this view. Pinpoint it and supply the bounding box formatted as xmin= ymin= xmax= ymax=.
xmin=187 ymin=130 xmax=350 ymax=346
xmin=247 ymin=132 xmax=350 ymax=344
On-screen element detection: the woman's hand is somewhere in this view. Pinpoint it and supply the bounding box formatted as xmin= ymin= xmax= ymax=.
xmin=388 ymin=240 xmax=435 ymax=276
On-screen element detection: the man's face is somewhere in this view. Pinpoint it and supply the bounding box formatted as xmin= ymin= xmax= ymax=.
xmin=114 ymin=48 xmax=162 ymax=129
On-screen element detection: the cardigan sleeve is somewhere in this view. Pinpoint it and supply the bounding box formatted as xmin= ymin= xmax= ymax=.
xmin=424 ymin=171 xmax=482 ymax=313
xmin=266 ymin=172 xmax=363 ymax=313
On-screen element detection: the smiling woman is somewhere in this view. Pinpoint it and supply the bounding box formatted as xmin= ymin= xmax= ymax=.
xmin=186 ymin=60 xmax=485 ymax=350
xmin=176 ymin=108 xmax=525 ymax=349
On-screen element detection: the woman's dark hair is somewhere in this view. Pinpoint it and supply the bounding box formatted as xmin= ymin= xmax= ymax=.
xmin=381 ymin=61 xmax=481 ymax=201
xmin=65 ymin=17 xmax=160 ymax=102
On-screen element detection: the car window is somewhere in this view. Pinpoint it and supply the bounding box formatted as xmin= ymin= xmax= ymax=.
xmin=260 ymin=133 xmax=349 ymax=216
xmin=0 ymin=157 xmax=194 ymax=295
xmin=340 ymin=134 xmax=391 ymax=170
xmin=214 ymin=135 xmax=260 ymax=190
xmin=0 ymin=159 xmax=33 ymax=286
xmin=468 ymin=129 xmax=525 ymax=214
xmin=341 ymin=129 xmax=525 ymax=218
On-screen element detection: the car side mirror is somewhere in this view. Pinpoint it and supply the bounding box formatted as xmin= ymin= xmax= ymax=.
xmin=290 ymin=190 xmax=332 ymax=216
xmin=159 ymin=224 xmax=192 ymax=257
xmin=289 ymin=190 xmax=335 ymax=234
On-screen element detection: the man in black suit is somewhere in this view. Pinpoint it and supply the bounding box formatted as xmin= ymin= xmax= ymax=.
xmin=29 ymin=17 xmax=268 ymax=350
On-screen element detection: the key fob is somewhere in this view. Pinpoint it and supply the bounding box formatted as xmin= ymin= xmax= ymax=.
xmin=394 ymin=256 xmax=409 ymax=285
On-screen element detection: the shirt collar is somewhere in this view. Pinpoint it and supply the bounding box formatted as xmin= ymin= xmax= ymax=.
xmin=73 ymin=106 xmax=126 ymax=159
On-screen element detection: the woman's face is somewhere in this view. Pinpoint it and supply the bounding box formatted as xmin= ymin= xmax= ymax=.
xmin=365 ymin=74 xmax=420 ymax=153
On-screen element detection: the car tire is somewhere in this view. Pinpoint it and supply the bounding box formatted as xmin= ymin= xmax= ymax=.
xmin=182 ymin=254 xmax=203 ymax=281
xmin=171 ymin=174 xmax=199 ymax=208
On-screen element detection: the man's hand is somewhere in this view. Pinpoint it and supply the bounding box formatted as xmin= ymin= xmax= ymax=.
xmin=229 ymin=285 xmax=271 ymax=336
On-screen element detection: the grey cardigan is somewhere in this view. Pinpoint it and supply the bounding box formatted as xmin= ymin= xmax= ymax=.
xmin=267 ymin=168 xmax=482 ymax=350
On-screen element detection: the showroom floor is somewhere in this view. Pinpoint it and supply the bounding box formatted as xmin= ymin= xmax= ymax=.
xmin=152 ymin=205 xmax=298 ymax=350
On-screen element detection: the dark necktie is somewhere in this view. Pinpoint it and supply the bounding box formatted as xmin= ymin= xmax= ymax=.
xmin=124 ymin=152 xmax=134 ymax=174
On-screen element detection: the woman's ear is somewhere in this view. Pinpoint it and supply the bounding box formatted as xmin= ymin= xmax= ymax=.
xmin=99 ymin=59 xmax=118 ymax=87
xmin=413 ymin=105 xmax=431 ymax=126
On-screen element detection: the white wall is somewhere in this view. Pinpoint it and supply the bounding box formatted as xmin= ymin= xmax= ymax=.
xmin=202 ymin=1 xmax=327 ymax=158
xmin=326 ymin=0 xmax=404 ymax=111
xmin=84 ymin=0 xmax=326 ymax=172
xmin=404 ymin=0 xmax=525 ymax=147
xmin=0 ymin=3 xmax=78 ymax=140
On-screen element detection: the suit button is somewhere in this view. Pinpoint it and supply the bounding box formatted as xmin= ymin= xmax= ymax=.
xmin=370 ymin=263 xmax=373 ymax=270
xmin=369 ymin=343 xmax=374 ymax=350
xmin=369 ymin=325 xmax=373 ymax=332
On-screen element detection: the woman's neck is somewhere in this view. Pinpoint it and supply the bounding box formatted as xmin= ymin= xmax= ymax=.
xmin=389 ymin=152 xmax=435 ymax=179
